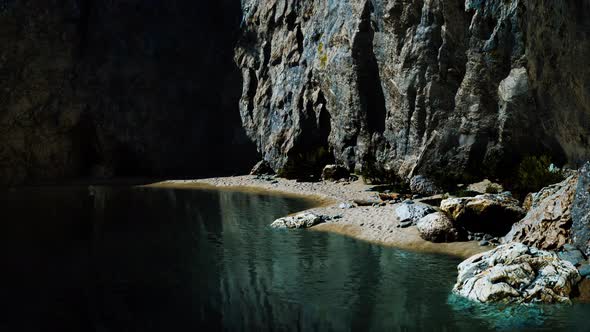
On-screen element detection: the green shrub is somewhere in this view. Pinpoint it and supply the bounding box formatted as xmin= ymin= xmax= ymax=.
xmin=516 ymin=155 xmax=564 ymax=195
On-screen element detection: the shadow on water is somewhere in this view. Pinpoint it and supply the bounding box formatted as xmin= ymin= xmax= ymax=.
xmin=0 ymin=186 xmax=588 ymax=331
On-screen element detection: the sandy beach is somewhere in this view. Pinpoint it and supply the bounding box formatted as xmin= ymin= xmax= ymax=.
xmin=147 ymin=175 xmax=488 ymax=259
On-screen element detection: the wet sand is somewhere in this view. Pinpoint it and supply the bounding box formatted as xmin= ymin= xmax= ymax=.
xmin=147 ymin=176 xmax=488 ymax=259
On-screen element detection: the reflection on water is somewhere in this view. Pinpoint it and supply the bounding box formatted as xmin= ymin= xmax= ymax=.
xmin=0 ymin=186 xmax=588 ymax=331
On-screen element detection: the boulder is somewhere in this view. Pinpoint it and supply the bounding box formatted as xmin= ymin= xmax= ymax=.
xmin=250 ymin=160 xmax=275 ymax=176
xmin=409 ymin=175 xmax=443 ymax=196
xmin=416 ymin=212 xmax=460 ymax=243
xmin=394 ymin=201 xmax=435 ymax=225
xmin=467 ymin=179 xmax=504 ymax=194
xmin=572 ymin=162 xmax=590 ymax=256
xmin=453 ymin=243 xmax=581 ymax=304
xmin=504 ymin=175 xmax=578 ymax=250
xmin=321 ymin=165 xmax=349 ymax=181
xmin=440 ymin=194 xmax=525 ymax=236
xmin=270 ymin=213 xmax=323 ymax=229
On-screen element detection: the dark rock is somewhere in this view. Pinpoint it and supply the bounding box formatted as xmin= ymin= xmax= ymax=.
xmin=378 ymin=192 xmax=401 ymax=201
xmin=579 ymin=264 xmax=590 ymax=278
xmin=353 ymin=199 xmax=380 ymax=207
xmin=441 ymin=194 xmax=525 ymax=236
xmin=558 ymin=250 xmax=586 ymax=267
xmin=0 ymin=0 xmax=257 ymax=184
xmin=397 ymin=220 xmax=413 ymax=229
xmin=321 ymin=164 xmax=350 ymax=181
xmin=572 ymin=162 xmax=590 ymax=256
xmin=478 ymin=240 xmax=490 ymax=247
xmin=409 ymin=176 xmax=443 ymax=196
xmin=250 ymin=160 xmax=275 ymax=176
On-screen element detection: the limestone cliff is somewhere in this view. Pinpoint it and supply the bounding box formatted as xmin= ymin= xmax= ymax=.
xmin=235 ymin=0 xmax=590 ymax=181
xmin=1 ymin=0 xmax=589 ymax=185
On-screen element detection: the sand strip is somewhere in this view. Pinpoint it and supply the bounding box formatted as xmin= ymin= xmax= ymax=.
xmin=147 ymin=176 xmax=488 ymax=259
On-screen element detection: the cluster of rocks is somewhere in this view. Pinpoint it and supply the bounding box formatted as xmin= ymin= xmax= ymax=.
xmin=455 ymin=162 xmax=590 ymax=304
xmin=392 ymin=191 xmax=524 ymax=245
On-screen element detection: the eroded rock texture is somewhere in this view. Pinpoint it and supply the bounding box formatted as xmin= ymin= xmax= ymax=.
xmin=504 ymin=174 xmax=578 ymax=250
xmin=0 ymin=0 xmax=257 ymax=184
xmin=236 ymin=0 xmax=590 ymax=180
xmin=454 ymin=243 xmax=580 ymax=304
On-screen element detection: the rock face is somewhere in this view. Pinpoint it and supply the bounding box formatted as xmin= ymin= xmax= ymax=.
xmin=572 ymin=162 xmax=590 ymax=256
xmin=416 ymin=212 xmax=460 ymax=243
xmin=270 ymin=212 xmax=323 ymax=229
xmin=0 ymin=0 xmax=257 ymax=184
xmin=236 ymin=0 xmax=590 ymax=180
xmin=409 ymin=176 xmax=443 ymax=196
xmin=504 ymin=175 xmax=578 ymax=250
xmin=453 ymin=243 xmax=581 ymax=304
xmin=441 ymin=194 xmax=525 ymax=236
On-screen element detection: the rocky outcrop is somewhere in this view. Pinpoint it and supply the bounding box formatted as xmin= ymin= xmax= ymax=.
xmin=453 ymin=243 xmax=581 ymax=304
xmin=441 ymin=194 xmax=525 ymax=236
xmin=270 ymin=212 xmax=324 ymax=229
xmin=504 ymin=175 xmax=577 ymax=250
xmin=236 ymin=0 xmax=590 ymax=181
xmin=0 ymin=0 xmax=257 ymax=185
xmin=416 ymin=212 xmax=460 ymax=243
xmin=572 ymin=162 xmax=590 ymax=256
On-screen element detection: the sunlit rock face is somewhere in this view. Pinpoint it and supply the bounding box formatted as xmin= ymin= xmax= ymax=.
xmin=235 ymin=0 xmax=590 ymax=180
xmin=0 ymin=0 xmax=257 ymax=184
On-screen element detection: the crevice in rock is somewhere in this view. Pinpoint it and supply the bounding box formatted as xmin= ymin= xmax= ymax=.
xmin=246 ymin=68 xmax=258 ymax=120
xmin=352 ymin=0 xmax=387 ymax=135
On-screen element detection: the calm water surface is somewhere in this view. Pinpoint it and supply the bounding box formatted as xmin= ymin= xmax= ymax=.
xmin=0 ymin=186 xmax=588 ymax=331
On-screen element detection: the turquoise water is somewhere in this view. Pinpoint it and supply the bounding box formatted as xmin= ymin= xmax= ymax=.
xmin=0 ymin=186 xmax=588 ymax=331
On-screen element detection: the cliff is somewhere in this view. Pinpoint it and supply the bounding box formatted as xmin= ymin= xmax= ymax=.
xmin=1 ymin=0 xmax=589 ymax=185
xmin=235 ymin=0 xmax=590 ymax=182
xmin=0 ymin=0 xmax=257 ymax=184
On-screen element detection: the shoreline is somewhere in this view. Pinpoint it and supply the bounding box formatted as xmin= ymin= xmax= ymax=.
xmin=147 ymin=175 xmax=488 ymax=259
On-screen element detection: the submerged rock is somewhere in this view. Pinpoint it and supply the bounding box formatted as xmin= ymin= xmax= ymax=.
xmin=453 ymin=243 xmax=581 ymax=304
xmin=441 ymin=194 xmax=525 ymax=236
xmin=270 ymin=213 xmax=324 ymax=229
xmin=395 ymin=201 xmax=435 ymax=225
xmin=504 ymin=175 xmax=578 ymax=250
xmin=416 ymin=212 xmax=460 ymax=243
